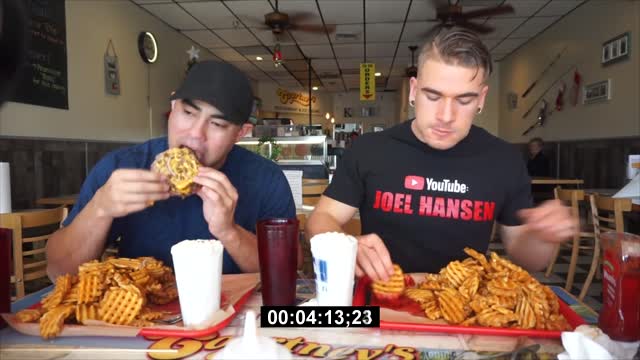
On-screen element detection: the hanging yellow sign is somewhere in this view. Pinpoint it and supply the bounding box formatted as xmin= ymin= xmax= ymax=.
xmin=360 ymin=63 xmax=375 ymax=101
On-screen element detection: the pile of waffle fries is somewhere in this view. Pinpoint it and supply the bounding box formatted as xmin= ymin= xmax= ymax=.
xmin=372 ymin=248 xmax=571 ymax=331
xmin=15 ymin=257 xmax=178 ymax=339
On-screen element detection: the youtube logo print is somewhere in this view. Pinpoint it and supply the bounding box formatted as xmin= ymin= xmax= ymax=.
xmin=404 ymin=175 xmax=424 ymax=191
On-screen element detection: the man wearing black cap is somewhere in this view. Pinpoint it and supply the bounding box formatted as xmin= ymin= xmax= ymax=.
xmin=47 ymin=61 xmax=296 ymax=278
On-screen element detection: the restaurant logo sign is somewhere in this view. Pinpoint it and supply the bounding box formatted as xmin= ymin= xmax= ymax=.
xmin=146 ymin=334 xmax=422 ymax=359
xmin=277 ymin=88 xmax=317 ymax=107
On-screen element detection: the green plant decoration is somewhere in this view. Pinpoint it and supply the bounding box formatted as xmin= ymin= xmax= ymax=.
xmin=256 ymin=135 xmax=282 ymax=161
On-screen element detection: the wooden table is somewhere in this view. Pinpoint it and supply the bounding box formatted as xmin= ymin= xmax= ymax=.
xmin=584 ymin=188 xmax=640 ymax=212
xmin=35 ymin=194 xmax=78 ymax=207
xmin=0 ymin=282 xmax=596 ymax=360
xmin=531 ymin=178 xmax=584 ymax=186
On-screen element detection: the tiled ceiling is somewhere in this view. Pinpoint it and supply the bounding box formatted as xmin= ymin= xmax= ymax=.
xmin=131 ymin=0 xmax=586 ymax=93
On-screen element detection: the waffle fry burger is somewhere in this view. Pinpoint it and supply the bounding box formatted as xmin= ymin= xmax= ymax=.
xmin=151 ymin=146 xmax=201 ymax=197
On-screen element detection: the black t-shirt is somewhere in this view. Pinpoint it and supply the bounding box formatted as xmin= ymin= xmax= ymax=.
xmin=324 ymin=119 xmax=533 ymax=273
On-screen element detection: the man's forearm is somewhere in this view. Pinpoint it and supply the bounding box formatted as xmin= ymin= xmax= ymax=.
xmin=502 ymin=226 xmax=557 ymax=272
xmin=217 ymin=224 xmax=261 ymax=273
xmin=46 ymin=199 xmax=113 ymax=279
xmin=305 ymin=211 xmax=344 ymax=239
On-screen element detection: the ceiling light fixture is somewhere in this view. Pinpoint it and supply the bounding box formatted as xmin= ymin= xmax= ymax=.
xmin=374 ymin=72 xmax=381 ymax=77
xmin=325 ymin=112 xmax=331 ymax=120
xmin=331 ymin=117 xmax=335 ymax=124
xmin=256 ymin=56 xmax=263 ymax=61
xmin=312 ymin=86 xmax=319 ymax=91
xmin=273 ymin=43 xmax=283 ymax=67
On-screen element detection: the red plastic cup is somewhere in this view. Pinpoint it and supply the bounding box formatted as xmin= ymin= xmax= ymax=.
xmin=0 ymin=228 xmax=11 ymax=327
xmin=257 ymin=218 xmax=299 ymax=306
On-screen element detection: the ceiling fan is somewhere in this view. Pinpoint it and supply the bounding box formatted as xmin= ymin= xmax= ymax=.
xmin=256 ymin=0 xmax=334 ymax=35
xmin=423 ymin=0 xmax=514 ymax=37
xmin=406 ymin=46 xmax=418 ymax=78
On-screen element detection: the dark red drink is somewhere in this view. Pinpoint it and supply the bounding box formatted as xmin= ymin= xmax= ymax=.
xmin=598 ymin=232 xmax=640 ymax=341
xmin=0 ymin=228 xmax=11 ymax=327
xmin=257 ymin=218 xmax=299 ymax=306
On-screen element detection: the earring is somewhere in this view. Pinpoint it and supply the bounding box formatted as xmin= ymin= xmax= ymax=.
xmin=409 ymin=100 xmax=415 ymax=107
xmin=477 ymin=107 xmax=482 ymax=114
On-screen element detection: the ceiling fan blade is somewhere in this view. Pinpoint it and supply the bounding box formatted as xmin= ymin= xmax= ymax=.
xmin=288 ymin=12 xmax=316 ymax=24
xmin=461 ymin=5 xmax=514 ymax=19
xmin=289 ymin=23 xmax=334 ymax=33
xmin=430 ymin=0 xmax=451 ymax=9
xmin=458 ymin=20 xmax=493 ymax=34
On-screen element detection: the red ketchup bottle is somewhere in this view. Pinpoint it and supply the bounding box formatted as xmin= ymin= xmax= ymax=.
xmin=598 ymin=231 xmax=640 ymax=341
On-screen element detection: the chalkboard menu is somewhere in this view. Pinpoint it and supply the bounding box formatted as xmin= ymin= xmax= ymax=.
xmin=11 ymin=0 xmax=68 ymax=110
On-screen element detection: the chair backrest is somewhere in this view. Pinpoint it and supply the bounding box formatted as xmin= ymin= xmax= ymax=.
xmin=302 ymin=179 xmax=329 ymax=206
xmin=0 ymin=207 xmax=68 ymax=299
xmin=589 ymin=194 xmax=632 ymax=234
xmin=554 ymin=187 xmax=592 ymax=240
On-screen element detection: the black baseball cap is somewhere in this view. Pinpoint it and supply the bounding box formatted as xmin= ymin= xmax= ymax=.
xmin=170 ymin=60 xmax=254 ymax=125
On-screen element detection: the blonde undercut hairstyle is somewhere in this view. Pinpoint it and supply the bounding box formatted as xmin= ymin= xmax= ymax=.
xmin=417 ymin=28 xmax=493 ymax=82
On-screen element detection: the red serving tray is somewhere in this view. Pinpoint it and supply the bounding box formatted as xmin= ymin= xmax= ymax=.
xmin=2 ymin=273 xmax=259 ymax=338
xmin=353 ymin=275 xmax=585 ymax=339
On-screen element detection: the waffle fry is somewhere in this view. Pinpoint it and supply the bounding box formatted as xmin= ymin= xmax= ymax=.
xmin=516 ymin=294 xmax=536 ymax=329
xmin=40 ymin=304 xmax=75 ymax=339
xmin=75 ymin=304 xmax=99 ymax=325
xmin=404 ymin=288 xmax=434 ymax=304
xmin=371 ymin=264 xmax=406 ymax=301
xmin=41 ymin=274 xmax=74 ymax=311
xmin=108 ymin=257 xmax=142 ymax=271
xmin=15 ymin=308 xmax=42 ymax=323
xmin=19 ymin=256 xmax=178 ymax=340
xmin=476 ymin=308 xmax=518 ymax=328
xmin=441 ymin=260 xmax=476 ymax=288
xmin=458 ymin=273 xmax=480 ymax=300
xmin=392 ymin=247 xmax=571 ymax=330
xmin=151 ymin=147 xmax=201 ymax=197
xmin=77 ymin=274 xmax=104 ymax=304
xmin=148 ymin=282 xmax=178 ymax=305
xmin=423 ymin=299 xmax=442 ymax=320
xmin=437 ymin=287 xmax=468 ymax=324
xmin=99 ymin=288 xmax=144 ymax=326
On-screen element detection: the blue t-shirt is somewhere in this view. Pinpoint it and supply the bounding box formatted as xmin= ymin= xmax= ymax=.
xmin=63 ymin=137 xmax=296 ymax=274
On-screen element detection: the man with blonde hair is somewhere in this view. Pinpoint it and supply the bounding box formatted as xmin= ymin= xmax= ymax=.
xmin=306 ymin=29 xmax=577 ymax=281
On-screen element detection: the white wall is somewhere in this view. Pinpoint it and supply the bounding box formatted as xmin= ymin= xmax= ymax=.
xmin=332 ymin=91 xmax=397 ymax=132
xmin=0 ymin=0 xmax=218 ymax=142
xmin=499 ymin=0 xmax=640 ymax=143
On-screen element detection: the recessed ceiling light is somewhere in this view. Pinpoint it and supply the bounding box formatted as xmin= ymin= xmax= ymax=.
xmin=374 ymin=72 xmax=382 ymax=77
xmin=312 ymin=86 xmax=319 ymax=91
xmin=256 ymin=56 xmax=263 ymax=61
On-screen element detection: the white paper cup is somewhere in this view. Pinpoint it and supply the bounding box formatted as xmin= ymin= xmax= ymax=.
xmin=171 ymin=239 xmax=224 ymax=329
xmin=310 ymin=232 xmax=358 ymax=306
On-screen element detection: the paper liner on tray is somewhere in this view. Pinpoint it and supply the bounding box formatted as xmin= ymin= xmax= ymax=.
xmin=2 ymin=273 xmax=260 ymax=338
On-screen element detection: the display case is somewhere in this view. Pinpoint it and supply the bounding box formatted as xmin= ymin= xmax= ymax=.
xmin=237 ymin=135 xmax=328 ymax=166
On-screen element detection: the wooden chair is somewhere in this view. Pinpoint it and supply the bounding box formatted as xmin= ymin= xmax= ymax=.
xmin=585 ymin=194 xmax=632 ymax=301
xmin=302 ymin=179 xmax=329 ymax=206
xmin=544 ymin=187 xmax=595 ymax=292
xmin=297 ymin=214 xmax=313 ymax=275
xmin=0 ymin=207 xmax=68 ymax=300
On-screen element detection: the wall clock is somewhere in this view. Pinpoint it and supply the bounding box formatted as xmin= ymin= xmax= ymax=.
xmin=137 ymin=31 xmax=158 ymax=64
